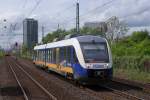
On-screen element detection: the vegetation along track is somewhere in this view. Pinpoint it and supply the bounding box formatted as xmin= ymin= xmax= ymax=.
xmin=6 ymin=57 xmax=57 ymax=100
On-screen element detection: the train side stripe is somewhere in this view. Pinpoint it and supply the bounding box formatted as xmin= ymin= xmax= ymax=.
xmin=34 ymin=61 xmax=73 ymax=74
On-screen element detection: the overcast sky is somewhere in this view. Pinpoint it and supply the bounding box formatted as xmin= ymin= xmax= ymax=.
xmin=0 ymin=0 xmax=150 ymax=49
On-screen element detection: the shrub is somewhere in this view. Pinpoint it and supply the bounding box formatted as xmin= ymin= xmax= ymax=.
xmin=113 ymin=56 xmax=150 ymax=72
xmin=139 ymin=56 xmax=150 ymax=72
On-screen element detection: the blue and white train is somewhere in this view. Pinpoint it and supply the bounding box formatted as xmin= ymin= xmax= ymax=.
xmin=33 ymin=35 xmax=113 ymax=84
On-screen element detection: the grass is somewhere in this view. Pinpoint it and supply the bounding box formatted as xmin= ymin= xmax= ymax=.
xmin=114 ymin=68 xmax=150 ymax=83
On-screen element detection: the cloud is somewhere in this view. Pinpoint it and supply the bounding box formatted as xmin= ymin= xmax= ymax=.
xmin=0 ymin=0 xmax=150 ymax=48
xmin=99 ymin=0 xmax=150 ymax=27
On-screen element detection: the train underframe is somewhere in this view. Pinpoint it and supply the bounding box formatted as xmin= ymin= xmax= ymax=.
xmin=34 ymin=61 xmax=113 ymax=85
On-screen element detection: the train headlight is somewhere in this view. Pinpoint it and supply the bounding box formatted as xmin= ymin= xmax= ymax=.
xmin=86 ymin=64 xmax=93 ymax=69
xmin=104 ymin=64 xmax=109 ymax=68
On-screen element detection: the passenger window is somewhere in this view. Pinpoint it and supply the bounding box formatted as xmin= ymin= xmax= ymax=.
xmin=53 ymin=48 xmax=56 ymax=63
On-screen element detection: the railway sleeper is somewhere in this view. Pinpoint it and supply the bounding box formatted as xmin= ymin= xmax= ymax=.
xmin=0 ymin=86 xmax=25 ymax=96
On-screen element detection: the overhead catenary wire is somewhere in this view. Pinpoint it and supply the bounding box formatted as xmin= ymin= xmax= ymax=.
xmin=6 ymin=0 xmax=42 ymax=35
xmin=38 ymin=3 xmax=76 ymax=33
xmin=0 ymin=0 xmax=43 ymax=49
xmin=22 ymin=0 xmax=28 ymax=9
xmin=27 ymin=0 xmax=43 ymax=17
xmin=55 ymin=0 xmax=115 ymax=30
xmin=1 ymin=0 xmax=115 ymax=42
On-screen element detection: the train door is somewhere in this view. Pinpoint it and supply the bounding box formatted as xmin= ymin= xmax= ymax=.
xmin=66 ymin=46 xmax=74 ymax=67
xmin=59 ymin=47 xmax=66 ymax=67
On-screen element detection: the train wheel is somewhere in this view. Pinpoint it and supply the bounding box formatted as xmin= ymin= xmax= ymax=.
xmin=74 ymin=80 xmax=80 ymax=87
xmin=66 ymin=73 xmax=73 ymax=80
xmin=45 ymin=66 xmax=48 ymax=70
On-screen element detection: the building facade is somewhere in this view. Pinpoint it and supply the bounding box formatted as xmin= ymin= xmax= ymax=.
xmin=84 ymin=17 xmax=120 ymax=34
xmin=84 ymin=22 xmax=107 ymax=33
xmin=23 ymin=18 xmax=38 ymax=49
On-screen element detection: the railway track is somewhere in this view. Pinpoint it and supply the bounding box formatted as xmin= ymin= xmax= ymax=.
xmin=97 ymin=79 xmax=150 ymax=100
xmin=6 ymin=60 xmax=28 ymax=100
xmin=6 ymin=57 xmax=57 ymax=100
xmin=85 ymin=80 xmax=149 ymax=100
xmin=16 ymin=58 xmax=125 ymax=100
xmin=100 ymin=84 xmax=145 ymax=100
xmin=84 ymin=82 xmax=149 ymax=100
xmin=11 ymin=57 xmax=150 ymax=100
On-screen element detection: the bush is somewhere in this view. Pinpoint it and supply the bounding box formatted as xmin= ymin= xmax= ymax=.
xmin=139 ymin=56 xmax=150 ymax=72
xmin=131 ymin=30 xmax=149 ymax=42
xmin=112 ymin=30 xmax=150 ymax=56
xmin=113 ymin=56 xmax=150 ymax=72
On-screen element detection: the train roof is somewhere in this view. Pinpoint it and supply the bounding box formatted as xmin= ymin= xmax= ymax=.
xmin=34 ymin=35 xmax=106 ymax=50
xmin=76 ymin=35 xmax=106 ymax=43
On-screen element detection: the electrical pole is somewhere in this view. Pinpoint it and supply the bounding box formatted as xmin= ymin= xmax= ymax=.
xmin=42 ymin=26 xmax=44 ymax=43
xmin=58 ymin=24 xmax=60 ymax=30
xmin=76 ymin=0 xmax=80 ymax=33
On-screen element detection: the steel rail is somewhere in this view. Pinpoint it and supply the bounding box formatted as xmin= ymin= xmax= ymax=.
xmin=11 ymin=59 xmax=57 ymax=100
xmin=12 ymin=57 xmax=145 ymax=100
xmin=19 ymin=58 xmax=143 ymax=100
xmin=101 ymin=85 xmax=145 ymax=100
xmin=6 ymin=59 xmax=29 ymax=100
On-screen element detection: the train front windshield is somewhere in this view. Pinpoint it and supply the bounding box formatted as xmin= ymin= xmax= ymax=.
xmin=81 ymin=43 xmax=109 ymax=63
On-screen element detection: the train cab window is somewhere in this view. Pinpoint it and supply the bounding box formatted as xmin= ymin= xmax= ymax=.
xmin=81 ymin=43 xmax=109 ymax=63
